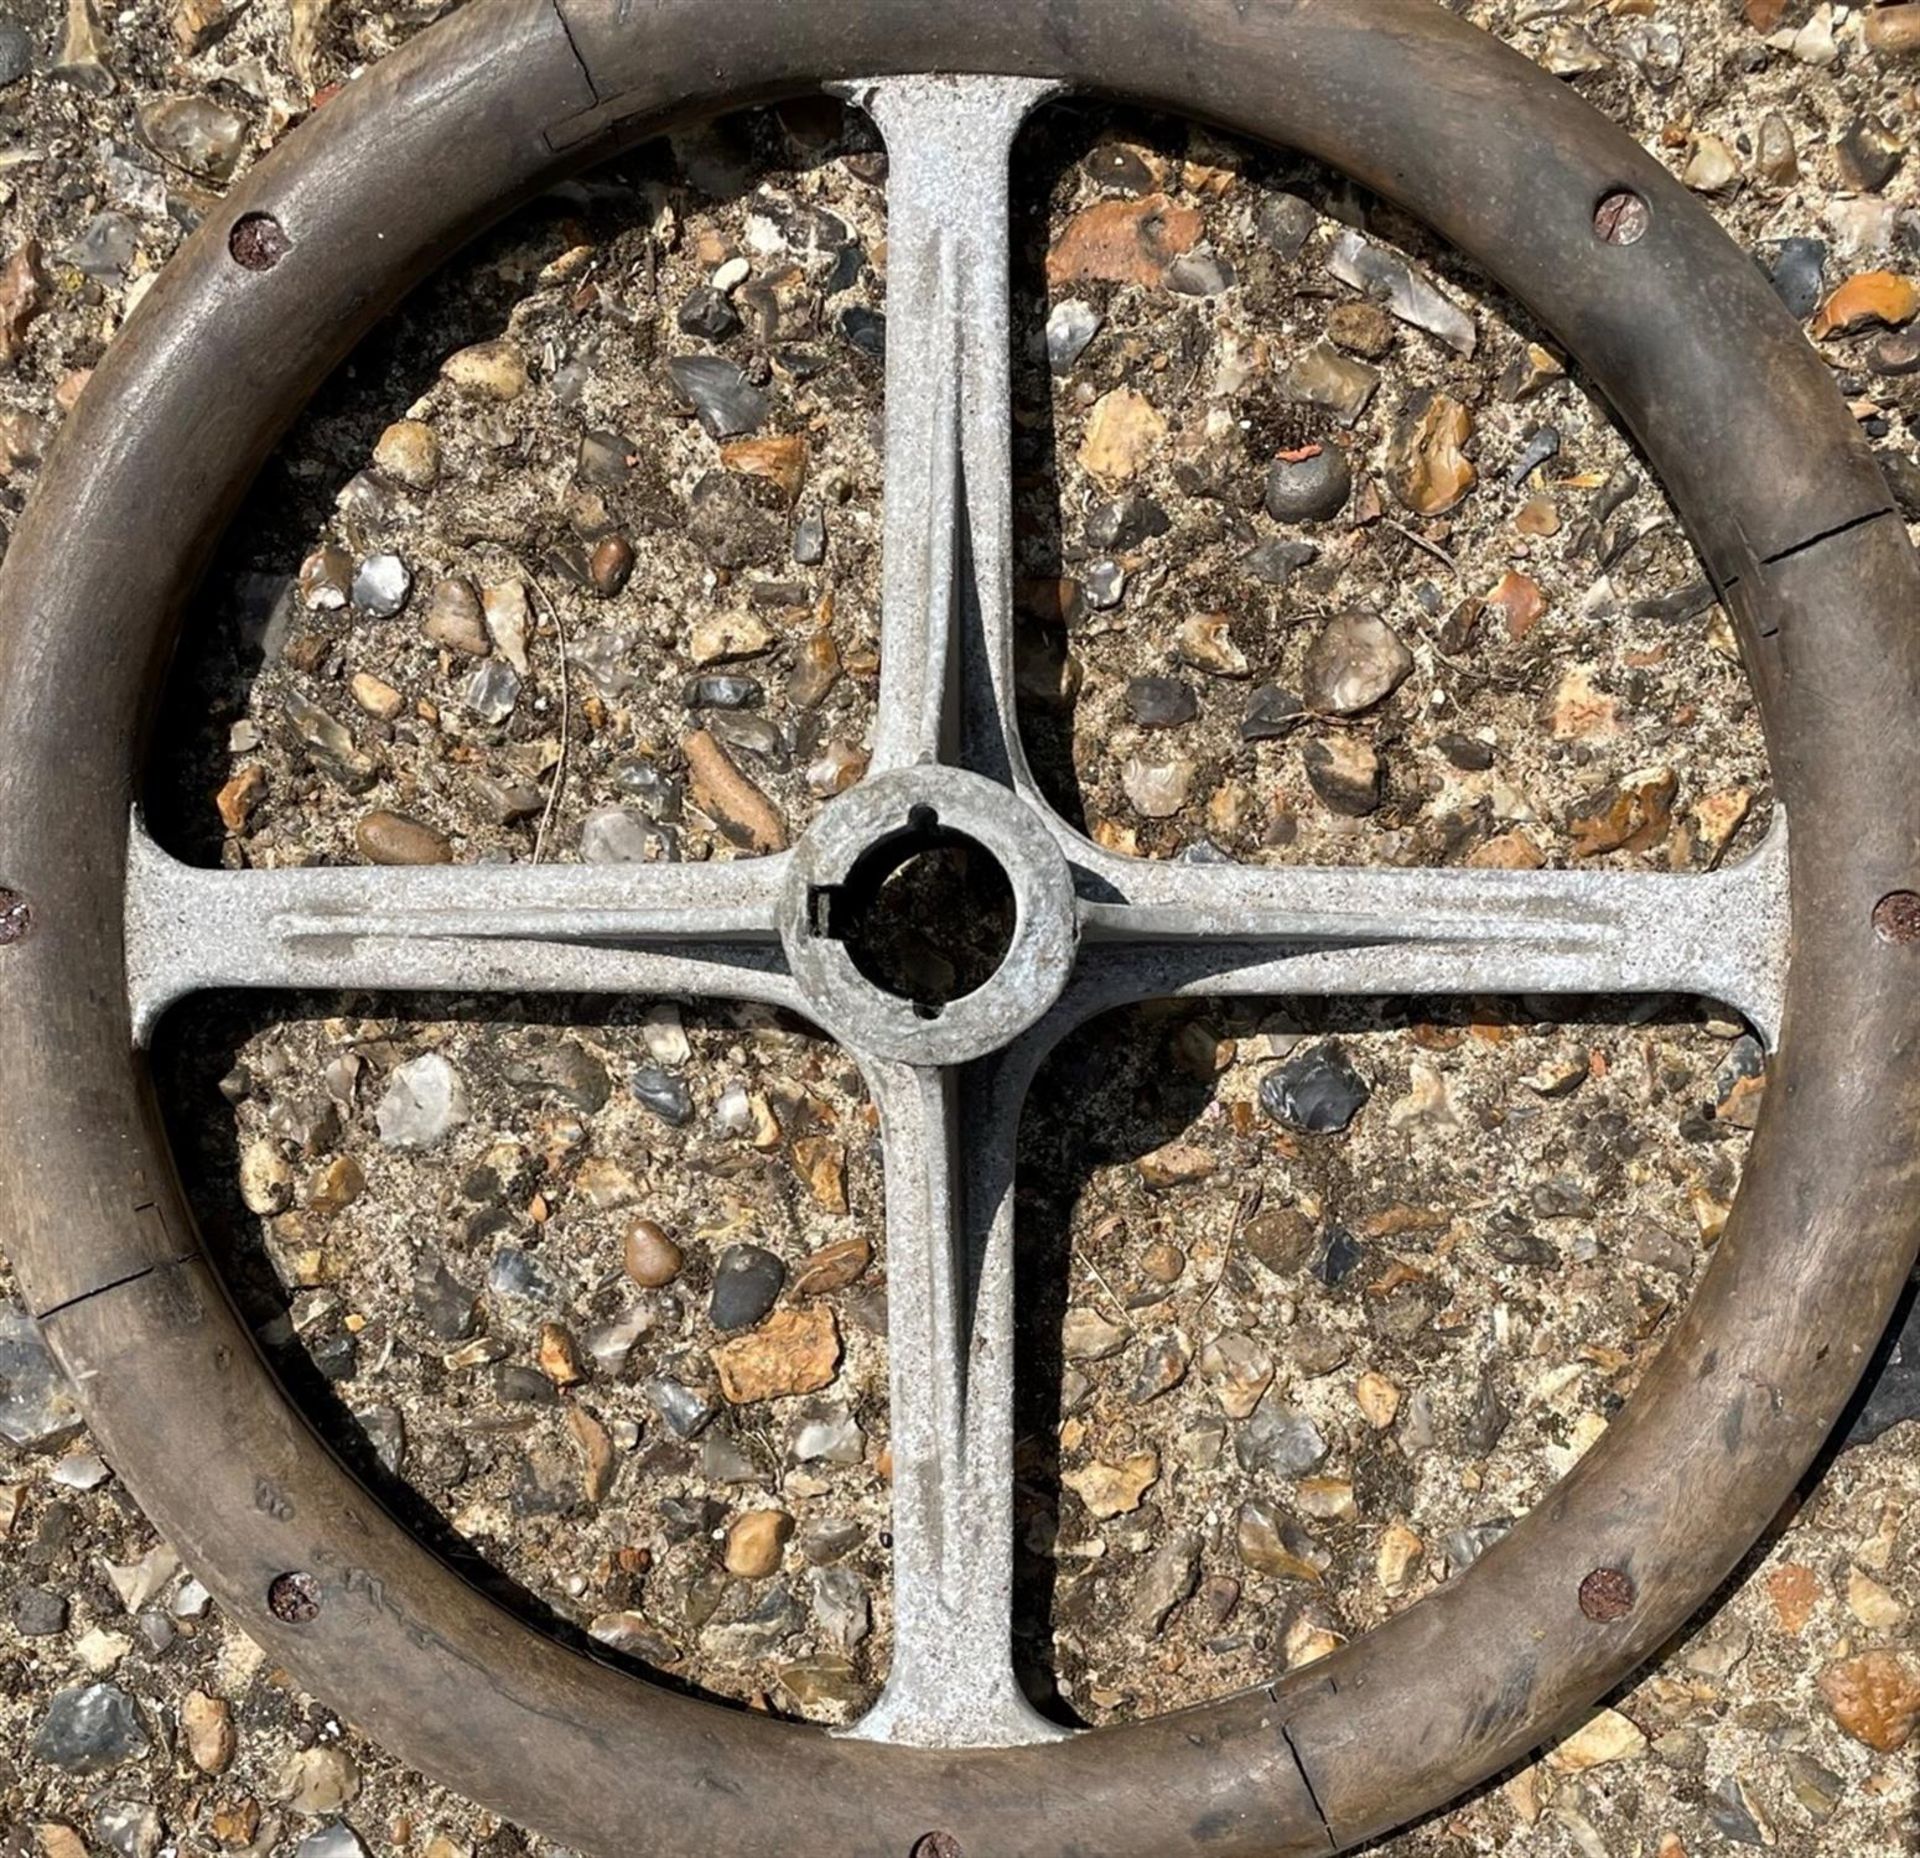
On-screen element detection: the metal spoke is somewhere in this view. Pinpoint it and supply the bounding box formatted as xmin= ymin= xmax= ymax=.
xmin=844 ymin=1047 xmax=1065 ymax=1749
xmin=856 ymin=75 xmax=1057 ymax=784
xmin=1069 ymin=815 xmax=1790 ymax=1045
xmin=125 ymin=817 xmax=796 ymax=1044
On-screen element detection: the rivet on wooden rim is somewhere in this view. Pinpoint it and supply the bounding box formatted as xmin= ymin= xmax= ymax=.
xmin=268 ymin=1570 xmax=322 ymax=1622
xmin=1872 ymin=890 xmax=1920 ymax=944
xmin=911 ymin=1836 xmax=963 ymax=1858
xmin=1593 ymin=189 xmax=1650 ymax=246
xmin=230 ymin=212 xmax=293 ymax=272
xmin=1578 ymin=1567 xmax=1636 ymax=1622
xmin=0 ymin=888 xmax=30 ymax=945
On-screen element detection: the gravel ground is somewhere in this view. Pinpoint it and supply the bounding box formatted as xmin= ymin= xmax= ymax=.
xmin=2 ymin=0 xmax=1920 ymax=1853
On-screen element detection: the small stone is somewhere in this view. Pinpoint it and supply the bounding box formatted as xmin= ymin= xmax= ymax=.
xmin=1326 ymin=228 xmax=1477 ymax=354
xmin=1130 ymin=1334 xmax=1189 ymax=1403
xmin=1063 ymin=1450 xmax=1159 ymax=1518
xmin=1265 ymin=445 xmax=1352 ymax=523
xmin=709 ymin=1243 xmax=788 ymax=1332
xmin=355 ymin=811 xmax=452 ymax=866
xmin=678 ymin=284 xmax=741 ymax=340
xmin=1303 ymin=735 xmax=1384 ymax=816
xmin=1197 ymin=1333 xmax=1273 ymax=1419
xmin=1046 ymin=194 xmax=1202 ymax=287
xmin=239 ymin=1139 xmax=292 ymax=1215
xmin=441 ymin=339 xmax=529 ymax=400
xmin=792 ymin=1236 xmax=871 ymax=1298
xmin=580 ymin=806 xmax=670 ymax=864
xmin=139 ymin=95 xmax=247 ymax=181
xmin=1770 ymin=238 xmax=1827 ymax=320
xmin=1867 ymin=2 xmax=1920 ymax=54
xmin=1134 ymin=1532 xmax=1202 ymax=1634
xmin=373 ymin=419 xmax=440 ymax=489
xmin=1814 ymin=271 xmax=1919 ymax=338
xmin=623 ymin=1218 xmax=683 ymax=1287
xmin=296 ymin=1827 xmax=368 ymax=1858
xmin=1125 ymin=675 xmax=1198 ymax=728
xmin=690 ymin=611 xmax=776 ymax=665
xmin=589 ymin=534 xmax=636 ymax=597
xmin=1261 ymin=1042 xmax=1370 ymax=1133
xmin=1122 ymin=755 xmax=1194 ymax=819
xmin=31 ymin=1684 xmax=147 ymax=1774
xmin=1568 ymin=766 xmax=1677 ymax=857
xmin=352 ymin=554 xmax=411 ymax=617
xmin=792 ymin=510 xmax=828 ymax=565
xmin=1047 ymin=298 xmax=1102 ymax=373
xmin=1326 ymin=299 xmax=1396 ymax=360
xmin=423 ymin=579 xmax=490 ymax=656
xmin=712 ymin=1306 xmax=840 ymax=1402
xmin=1165 ymin=248 xmax=1235 ymax=296
xmin=667 ymin=354 xmax=770 ymax=439
xmin=1242 ymin=687 xmax=1306 ymax=742
xmin=725 ymin=1508 xmax=794 ymax=1577
xmin=1063 ymin=1308 xmax=1131 ymax=1360
xmin=721 ymin=433 xmax=808 ymax=502
xmin=1238 ymin=1499 xmax=1328 ymax=1581
xmin=1079 ymin=386 xmax=1167 ymax=485
xmin=349 ymin=673 xmax=404 ymax=722
xmin=0 ymin=1304 xmax=79 ymax=1449
xmin=463 ymin=659 xmax=521 ymax=724
xmin=1281 ymin=341 xmax=1380 ymax=424
xmin=181 ymin=1691 xmax=234 ymax=1775
xmin=1386 ymin=390 xmax=1476 ymax=514
xmin=0 ymin=14 xmax=31 ymax=83
xmin=621 ymin=1066 xmax=693 ymax=1133
xmin=375 ymin=1053 xmax=469 ymax=1148
xmin=1176 ymin=612 xmax=1248 ymax=677
xmin=1302 ymin=609 xmax=1412 ymax=715
xmin=1377 ymin=1522 xmax=1423 ymax=1593
xmin=1750 ymin=111 xmax=1796 ymax=186
xmin=1682 ymin=134 xmax=1740 ymax=192
xmin=1488 ymin=569 xmax=1547 ymax=638
xmin=1819 ymin=1649 xmax=1920 ymax=1751
xmin=1546 ymin=1709 xmax=1647 ymax=1771
xmin=1234 ymin=1405 xmax=1329 ymax=1478
xmin=1839 ymin=114 xmax=1904 ymax=193
xmin=12 ymin=1586 xmax=66 ymax=1635
xmin=1135 ymin=1140 xmax=1214 ymax=1187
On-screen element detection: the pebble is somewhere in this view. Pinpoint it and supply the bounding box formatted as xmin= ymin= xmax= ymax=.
xmin=1063 ymin=1450 xmax=1160 ymax=1518
xmin=1264 ymin=444 xmax=1351 ymax=523
xmin=1086 ymin=490 xmax=1170 ymax=551
xmin=295 ymin=1828 xmax=369 ymax=1858
xmin=1165 ymin=248 xmax=1235 ymax=296
xmin=1385 ymin=390 xmax=1476 ymax=513
xmin=373 ymin=419 xmax=439 ymax=489
xmin=1546 ymin=1709 xmax=1647 ymax=1772
xmin=1197 ymin=1333 xmax=1274 ymax=1419
xmin=1326 ymin=228 xmax=1476 ymax=355
xmin=1242 ymin=686 xmax=1305 ymax=742
xmin=1281 ymin=341 xmax=1380 ymax=424
xmin=1303 ymin=734 xmax=1384 ymax=815
xmin=631 ymin=1064 xmax=694 ymax=1126
xmin=354 ymin=811 xmax=452 ymax=865
xmin=1819 ymin=1649 xmax=1920 ymax=1750
xmin=725 ymin=1508 xmax=793 ymax=1577
xmin=0 ymin=14 xmax=31 ymax=84
xmin=1867 ymin=1 xmax=1920 ymax=53
xmin=423 ymin=578 xmax=490 ymax=656
xmin=1682 ymin=134 xmax=1740 ymax=192
xmin=648 ymin=1376 xmax=717 ymax=1440
xmin=351 ymin=553 xmax=411 ymax=617
xmin=1046 ymin=194 xmax=1201 ymax=288
xmin=792 ymin=510 xmax=827 ymax=565
xmin=579 ymin=806 xmax=669 ymax=864
xmin=139 ymin=94 xmax=246 ymax=181
xmin=1838 ymin=114 xmax=1903 ymax=194
xmin=1176 ymin=611 xmax=1248 ymax=677
xmin=1757 ymin=110 xmax=1798 ymax=182
xmin=180 ymin=1691 xmax=234 ymax=1775
xmin=12 ymin=1586 xmax=67 ymax=1635
xmin=0 ymin=1302 xmax=79 ymax=1449
xmin=440 ymin=338 xmax=528 ymax=400
xmin=31 ymin=1683 xmax=148 ymax=1774
xmin=1814 ymin=271 xmax=1919 ymax=338
xmin=1241 ymin=538 xmax=1317 ymax=587
xmin=1084 ymin=559 xmax=1126 ymax=608
xmin=62 ymin=212 xmax=136 ymax=279
xmin=1256 ymin=192 xmax=1317 ymax=258
xmin=1121 ymin=754 xmax=1194 ymax=818
xmin=375 ymin=1053 xmax=469 ymax=1148
xmin=1047 ymin=298 xmax=1101 ymax=373
xmin=1134 ymin=1533 xmax=1202 ymax=1634
xmin=1261 ymin=1041 xmax=1370 ymax=1132
xmin=463 ymin=659 xmax=521 ymax=724
xmin=1237 ymin=1500 xmax=1328 ymax=1580
xmin=711 ymin=1305 xmax=840 ymax=1402
xmin=678 ymin=285 xmax=741 ymax=340
xmin=667 ymin=354 xmax=770 ymax=438
xmin=1233 ymin=1406 xmax=1329 ymax=1478
xmin=710 ymin=1243 xmax=786 ymax=1332
xmin=809 ymin=1565 xmax=871 ymax=1651
xmin=1125 ymin=675 xmax=1198 ymax=728
xmin=1079 ymin=385 xmax=1167 ymax=485
xmin=94 ymin=1801 xmax=163 ymax=1858
xmin=690 ymin=611 xmax=775 ymax=664
xmin=1302 ymin=609 xmax=1412 ymax=714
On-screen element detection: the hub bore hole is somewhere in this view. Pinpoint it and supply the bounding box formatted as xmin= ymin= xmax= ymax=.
xmin=267 ymin=1570 xmax=321 ymax=1622
xmin=811 ymin=808 xmax=1016 ymax=1015
xmin=229 ymin=212 xmax=292 ymax=271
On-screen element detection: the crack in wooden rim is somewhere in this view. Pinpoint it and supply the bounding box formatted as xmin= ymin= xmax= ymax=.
xmin=2 ymin=1 xmax=1918 ymax=1852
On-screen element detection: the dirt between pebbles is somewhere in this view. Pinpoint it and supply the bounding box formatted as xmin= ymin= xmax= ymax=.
xmin=0 ymin=0 xmax=1917 ymax=1853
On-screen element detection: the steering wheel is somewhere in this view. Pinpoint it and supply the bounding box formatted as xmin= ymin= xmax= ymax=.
xmin=2 ymin=1 xmax=1915 ymax=1851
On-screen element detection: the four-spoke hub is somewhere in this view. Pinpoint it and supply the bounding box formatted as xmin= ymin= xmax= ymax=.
xmin=780 ymin=768 xmax=1077 ymax=1063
